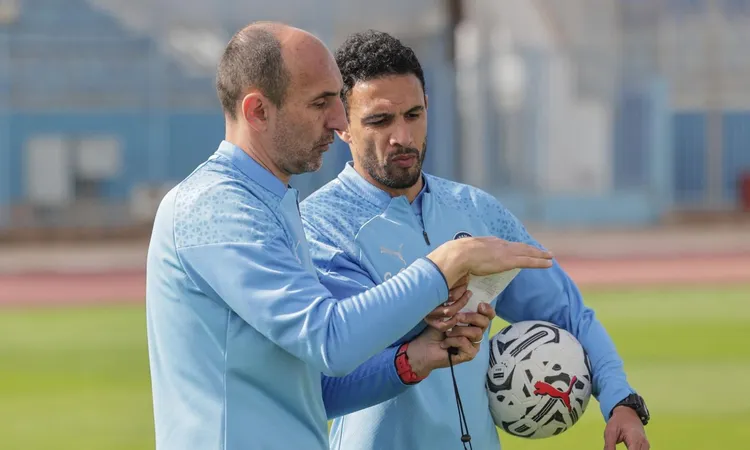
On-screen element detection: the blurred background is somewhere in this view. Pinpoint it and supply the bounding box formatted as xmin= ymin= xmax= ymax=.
xmin=1 ymin=0 xmax=750 ymax=231
xmin=0 ymin=1 xmax=748 ymax=449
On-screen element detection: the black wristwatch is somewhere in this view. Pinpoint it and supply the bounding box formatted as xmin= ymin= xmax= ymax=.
xmin=610 ymin=393 xmax=650 ymax=426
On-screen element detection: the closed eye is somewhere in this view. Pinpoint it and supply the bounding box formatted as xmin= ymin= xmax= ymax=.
xmin=405 ymin=106 xmax=424 ymax=119
xmin=363 ymin=115 xmax=393 ymax=127
xmin=310 ymin=90 xmax=339 ymax=109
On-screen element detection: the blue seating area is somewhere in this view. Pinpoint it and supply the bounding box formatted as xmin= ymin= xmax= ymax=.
xmin=0 ymin=0 xmax=224 ymax=215
xmin=0 ymin=0 xmax=748 ymax=229
xmin=13 ymin=0 xmax=130 ymax=36
xmin=10 ymin=39 xmax=151 ymax=98
xmin=6 ymin=0 xmax=212 ymax=107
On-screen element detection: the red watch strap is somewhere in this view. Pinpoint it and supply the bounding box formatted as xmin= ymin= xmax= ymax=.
xmin=395 ymin=342 xmax=427 ymax=385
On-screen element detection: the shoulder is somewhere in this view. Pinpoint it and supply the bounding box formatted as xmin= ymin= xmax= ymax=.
xmin=300 ymin=178 xmax=378 ymax=241
xmin=425 ymin=174 xmax=499 ymax=209
xmin=172 ymin=160 xmax=284 ymax=249
xmin=301 ymin=178 xmax=371 ymax=220
xmin=299 ymin=178 xmax=347 ymax=221
xmin=426 ymin=174 xmax=532 ymax=243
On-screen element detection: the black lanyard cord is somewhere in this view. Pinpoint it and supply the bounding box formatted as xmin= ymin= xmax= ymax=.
xmin=448 ymin=347 xmax=473 ymax=450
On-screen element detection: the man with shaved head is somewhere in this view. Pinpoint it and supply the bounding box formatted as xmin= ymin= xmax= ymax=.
xmin=145 ymin=22 xmax=554 ymax=450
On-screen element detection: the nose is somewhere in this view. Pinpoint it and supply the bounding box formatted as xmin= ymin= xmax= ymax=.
xmin=326 ymin=97 xmax=348 ymax=132
xmin=389 ymin=122 xmax=414 ymax=148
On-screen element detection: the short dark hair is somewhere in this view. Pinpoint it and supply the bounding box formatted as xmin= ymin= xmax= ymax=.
xmin=335 ymin=30 xmax=426 ymax=113
xmin=216 ymin=25 xmax=291 ymax=119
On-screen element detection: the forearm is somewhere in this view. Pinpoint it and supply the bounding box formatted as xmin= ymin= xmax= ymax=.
xmin=315 ymin=258 xmax=448 ymax=375
xmin=322 ymin=346 xmax=408 ymax=419
xmin=181 ymin=242 xmax=449 ymax=377
xmin=573 ymin=309 xmax=635 ymax=420
xmin=550 ymin=270 xmax=634 ymax=419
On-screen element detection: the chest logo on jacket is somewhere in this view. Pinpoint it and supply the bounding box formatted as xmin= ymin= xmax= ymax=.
xmin=380 ymin=243 xmax=406 ymax=267
xmin=380 ymin=244 xmax=407 ymax=281
xmin=453 ymin=231 xmax=473 ymax=240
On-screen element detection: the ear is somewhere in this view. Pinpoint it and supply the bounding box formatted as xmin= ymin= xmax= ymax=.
xmin=336 ymin=128 xmax=352 ymax=144
xmin=241 ymin=91 xmax=270 ymax=132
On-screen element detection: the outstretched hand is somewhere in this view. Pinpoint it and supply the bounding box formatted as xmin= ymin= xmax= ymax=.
xmin=603 ymin=407 xmax=650 ymax=450
xmin=427 ymin=236 xmax=554 ymax=288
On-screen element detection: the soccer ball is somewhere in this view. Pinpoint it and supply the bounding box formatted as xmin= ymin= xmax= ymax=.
xmin=486 ymin=320 xmax=593 ymax=439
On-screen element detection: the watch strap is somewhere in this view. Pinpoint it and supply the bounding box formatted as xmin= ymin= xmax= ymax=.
xmin=395 ymin=342 xmax=427 ymax=385
xmin=611 ymin=393 xmax=650 ymax=426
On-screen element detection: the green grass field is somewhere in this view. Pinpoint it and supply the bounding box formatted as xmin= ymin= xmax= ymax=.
xmin=2 ymin=285 xmax=749 ymax=450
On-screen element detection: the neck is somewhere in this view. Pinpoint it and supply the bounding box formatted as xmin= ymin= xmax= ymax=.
xmin=225 ymin=126 xmax=291 ymax=185
xmin=353 ymin=163 xmax=423 ymax=203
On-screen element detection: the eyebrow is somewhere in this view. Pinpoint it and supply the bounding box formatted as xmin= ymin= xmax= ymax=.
xmin=362 ymin=105 xmax=424 ymax=122
xmin=311 ymin=91 xmax=340 ymax=101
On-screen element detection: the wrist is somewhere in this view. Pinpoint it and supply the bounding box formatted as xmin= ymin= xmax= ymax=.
xmin=611 ymin=405 xmax=641 ymax=423
xmin=395 ymin=342 xmax=429 ymax=384
xmin=426 ymin=241 xmax=468 ymax=287
xmin=405 ymin=340 xmax=431 ymax=378
xmin=451 ymin=240 xmax=471 ymax=278
xmin=610 ymin=393 xmax=650 ymax=426
xmin=611 ymin=405 xmax=634 ymax=415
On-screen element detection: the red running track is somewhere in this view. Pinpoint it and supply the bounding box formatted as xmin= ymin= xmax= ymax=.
xmin=0 ymin=255 xmax=748 ymax=307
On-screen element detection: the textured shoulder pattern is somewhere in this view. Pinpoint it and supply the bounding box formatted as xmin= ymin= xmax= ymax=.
xmin=173 ymin=158 xmax=285 ymax=249
xmin=425 ymin=174 xmax=534 ymax=244
xmin=300 ymin=178 xmax=382 ymax=263
xmin=300 ymin=174 xmax=537 ymax=263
